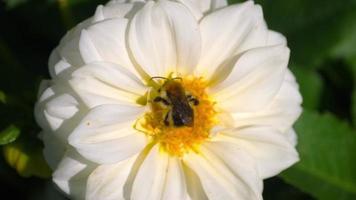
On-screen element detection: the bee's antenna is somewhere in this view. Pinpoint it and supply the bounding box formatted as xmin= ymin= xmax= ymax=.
xmin=172 ymin=77 xmax=183 ymax=81
xmin=150 ymin=76 xmax=167 ymax=80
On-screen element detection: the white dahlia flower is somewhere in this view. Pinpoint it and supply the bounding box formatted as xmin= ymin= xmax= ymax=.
xmin=35 ymin=0 xmax=302 ymax=199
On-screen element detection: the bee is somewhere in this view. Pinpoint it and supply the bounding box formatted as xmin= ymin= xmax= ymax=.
xmin=151 ymin=77 xmax=199 ymax=127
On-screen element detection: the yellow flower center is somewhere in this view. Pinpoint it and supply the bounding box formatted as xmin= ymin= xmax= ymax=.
xmin=135 ymin=76 xmax=217 ymax=156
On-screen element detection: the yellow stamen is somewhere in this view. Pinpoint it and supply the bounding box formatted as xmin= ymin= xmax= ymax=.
xmin=135 ymin=76 xmax=217 ymax=156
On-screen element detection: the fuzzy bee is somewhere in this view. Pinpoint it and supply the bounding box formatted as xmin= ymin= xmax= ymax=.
xmin=152 ymin=77 xmax=199 ymax=127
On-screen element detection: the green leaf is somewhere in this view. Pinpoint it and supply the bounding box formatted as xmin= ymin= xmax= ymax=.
xmin=0 ymin=125 xmax=20 ymax=145
xmin=245 ymin=0 xmax=356 ymax=68
xmin=345 ymin=57 xmax=356 ymax=126
xmin=3 ymin=138 xmax=51 ymax=178
xmin=0 ymin=90 xmax=6 ymax=104
xmin=352 ymin=90 xmax=356 ymax=126
xmin=292 ymin=67 xmax=323 ymax=110
xmin=331 ymin=11 xmax=356 ymax=60
xmin=4 ymin=0 xmax=28 ymax=9
xmin=280 ymin=110 xmax=356 ymax=200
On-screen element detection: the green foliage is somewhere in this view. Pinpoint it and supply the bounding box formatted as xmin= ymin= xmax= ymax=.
xmin=0 ymin=125 xmax=20 ymax=145
xmin=347 ymin=58 xmax=356 ymax=126
xmin=0 ymin=91 xmax=5 ymax=104
xmin=331 ymin=11 xmax=356 ymax=60
xmin=353 ymin=90 xmax=356 ymax=126
xmin=3 ymin=138 xmax=51 ymax=178
xmin=4 ymin=0 xmax=29 ymax=9
xmin=253 ymin=0 xmax=356 ymax=68
xmin=281 ymin=110 xmax=356 ymax=200
xmin=291 ymin=67 xmax=323 ymax=110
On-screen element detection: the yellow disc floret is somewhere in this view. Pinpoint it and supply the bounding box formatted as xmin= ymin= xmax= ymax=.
xmin=135 ymin=76 xmax=217 ymax=156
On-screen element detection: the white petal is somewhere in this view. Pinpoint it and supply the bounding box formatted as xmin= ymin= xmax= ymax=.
xmin=43 ymin=111 xmax=63 ymax=132
xmin=79 ymin=18 xmax=138 ymax=76
xmin=48 ymin=48 xmax=61 ymax=76
xmin=128 ymin=0 xmax=200 ymax=78
xmin=69 ymin=104 xmax=146 ymax=164
xmin=267 ymin=30 xmax=287 ymax=46
xmin=52 ymin=2 xmax=128 ymax=68
xmin=196 ymin=1 xmax=265 ymax=79
xmin=220 ymin=126 xmax=299 ymax=179
xmin=93 ymin=5 xmax=106 ymax=22
xmin=58 ymin=30 xmax=85 ymax=68
xmin=211 ymin=0 xmax=227 ymax=10
xmin=37 ymin=80 xmax=52 ymax=101
xmin=50 ymin=59 xmax=72 ymax=78
xmin=42 ymin=132 xmax=66 ymax=170
xmin=48 ymin=48 xmax=74 ymax=79
xmin=176 ymin=0 xmax=204 ymax=19
xmin=70 ymin=62 xmax=146 ymax=108
xmin=204 ymin=141 xmax=263 ymax=200
xmin=51 ymin=15 xmax=112 ymax=77
xmin=177 ymin=0 xmax=228 ymax=20
xmin=93 ymin=4 xmax=137 ymax=22
xmin=35 ymin=86 xmax=55 ymax=131
xmin=231 ymin=69 xmax=302 ymax=132
xmin=211 ymin=45 xmax=290 ymax=112
xmin=45 ymin=94 xmax=79 ymax=120
xmin=60 ymin=17 xmax=95 ymax=47
xmin=37 ymin=84 xmax=93 ymax=145
xmin=86 ymin=155 xmax=138 ymax=200
xmin=49 ymin=49 xmax=76 ymax=79
xmin=232 ymin=5 xmax=268 ymax=55
xmin=182 ymin=162 xmax=208 ymax=200
xmin=128 ymin=1 xmax=173 ymax=77
xmin=131 ymin=145 xmax=169 ymax=200
xmin=183 ymin=148 xmax=261 ymax=200
xmin=53 ymin=150 xmax=96 ymax=200
xmin=193 ymin=0 xmax=210 ymax=13
xmin=35 ymin=86 xmax=80 ymax=132
xmin=78 ymin=30 xmax=101 ymax=64
xmin=56 ymin=17 xmax=94 ymax=68
xmin=97 ymin=1 xmax=145 ymax=20
xmin=43 ymin=93 xmax=80 ymax=131
xmin=107 ymin=0 xmax=146 ymax=5
xmin=286 ymin=129 xmax=298 ymax=147
xmin=159 ymin=0 xmax=201 ymax=75
xmin=162 ymin=158 xmax=189 ymax=200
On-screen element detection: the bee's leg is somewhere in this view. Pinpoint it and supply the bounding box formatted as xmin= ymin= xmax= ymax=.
xmin=154 ymin=96 xmax=170 ymax=106
xmin=164 ymin=110 xmax=171 ymax=126
xmin=187 ymin=95 xmax=199 ymax=106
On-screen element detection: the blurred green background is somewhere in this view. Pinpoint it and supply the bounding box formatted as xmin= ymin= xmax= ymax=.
xmin=0 ymin=0 xmax=355 ymax=199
